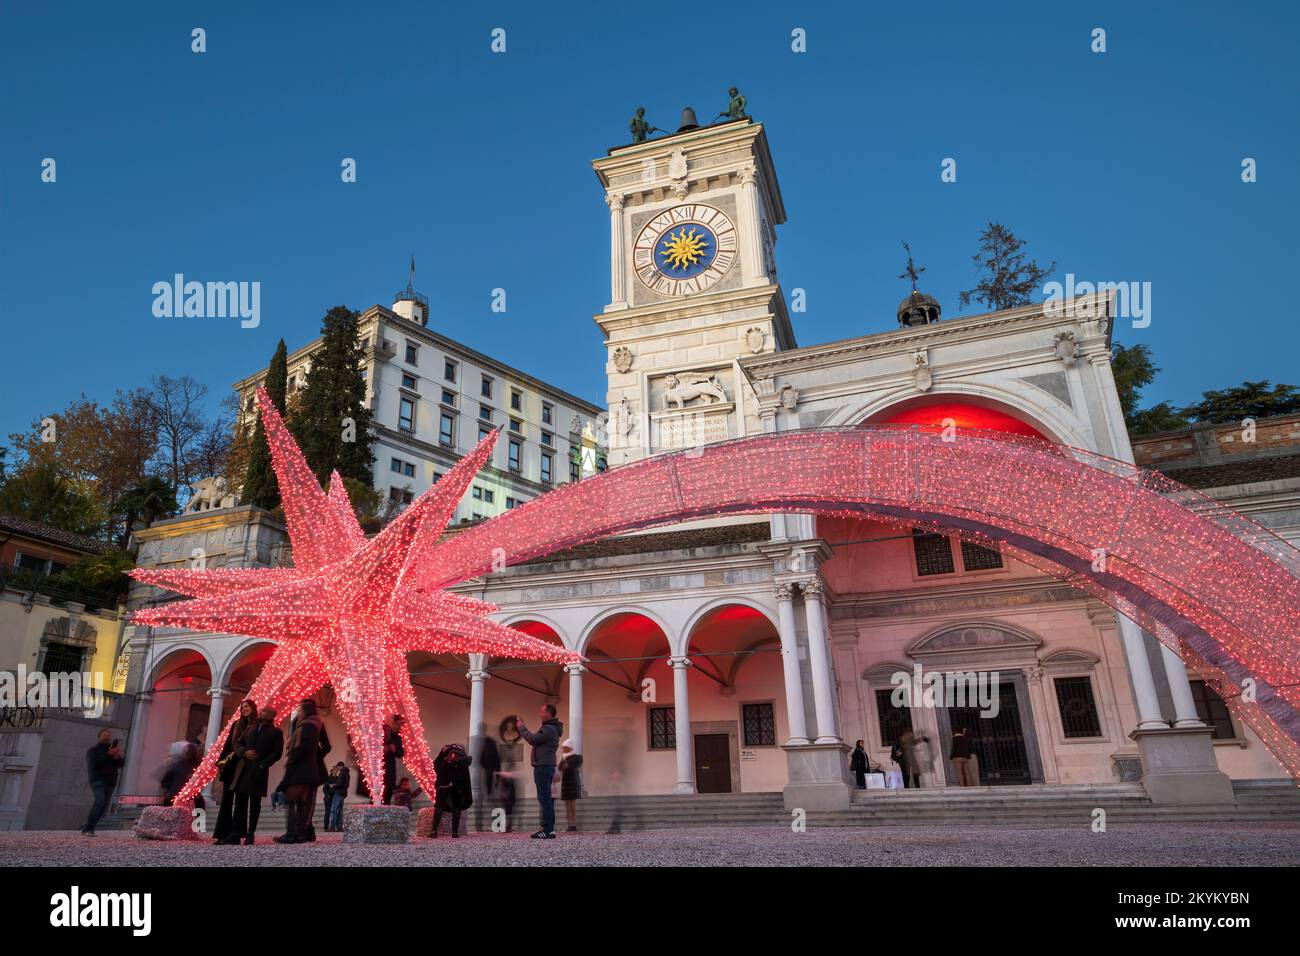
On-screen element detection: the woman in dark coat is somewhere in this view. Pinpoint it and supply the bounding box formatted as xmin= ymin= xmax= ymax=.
xmin=275 ymin=699 xmax=326 ymax=844
xmin=227 ymin=706 xmax=283 ymax=844
xmin=212 ymin=699 xmax=258 ymax=844
xmin=430 ymin=743 xmax=473 ymax=838
xmin=849 ymin=740 xmax=868 ymax=789
xmin=558 ymin=739 xmax=583 ymax=832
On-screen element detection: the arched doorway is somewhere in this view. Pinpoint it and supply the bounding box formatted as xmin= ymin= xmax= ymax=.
xmin=580 ymin=611 xmax=674 ymax=795
xmin=681 ymin=602 xmax=782 ymax=794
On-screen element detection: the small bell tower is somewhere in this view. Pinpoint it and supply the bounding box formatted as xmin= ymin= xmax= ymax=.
xmin=392 ymin=254 xmax=428 ymax=327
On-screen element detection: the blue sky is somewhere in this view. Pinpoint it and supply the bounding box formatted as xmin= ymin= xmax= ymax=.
xmin=3 ymin=1 xmax=1297 ymax=445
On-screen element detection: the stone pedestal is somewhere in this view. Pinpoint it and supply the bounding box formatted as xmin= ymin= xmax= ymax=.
xmin=1132 ymin=726 xmax=1234 ymax=805
xmin=416 ymin=807 xmax=436 ymax=838
xmin=781 ymin=741 xmax=853 ymax=811
xmin=343 ymin=804 xmax=409 ymax=844
xmin=134 ymin=805 xmax=202 ymax=841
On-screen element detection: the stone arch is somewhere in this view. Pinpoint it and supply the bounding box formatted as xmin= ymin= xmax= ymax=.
xmin=576 ymin=605 xmax=674 ymax=658
xmin=824 ymin=382 xmax=1082 ymax=447
xmin=679 ymin=595 xmax=778 ymax=656
xmin=412 ymin=425 xmax=1300 ymax=777
xmin=215 ymin=637 xmax=277 ymax=689
xmin=499 ymin=611 xmax=573 ymax=653
xmin=146 ymin=643 xmax=217 ymax=689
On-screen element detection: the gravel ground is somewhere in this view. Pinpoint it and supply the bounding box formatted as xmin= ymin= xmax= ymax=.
xmin=2 ymin=822 xmax=1298 ymax=867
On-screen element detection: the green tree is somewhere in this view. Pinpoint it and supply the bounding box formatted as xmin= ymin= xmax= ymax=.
xmin=0 ymin=459 xmax=105 ymax=536
xmin=291 ymin=307 xmax=375 ymax=486
xmin=241 ymin=339 xmax=289 ymax=509
xmin=1128 ymin=402 xmax=1192 ymax=435
xmin=958 ymin=223 xmax=1056 ymax=312
xmin=1181 ymin=380 xmax=1300 ymax=425
xmin=115 ymin=476 xmax=179 ymax=548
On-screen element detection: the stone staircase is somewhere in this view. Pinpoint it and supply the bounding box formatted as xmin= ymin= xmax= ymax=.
xmin=94 ymin=781 xmax=1300 ymax=833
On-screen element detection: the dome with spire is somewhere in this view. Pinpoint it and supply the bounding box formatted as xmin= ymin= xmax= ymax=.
xmin=897 ymin=289 xmax=941 ymax=328
xmin=896 ymin=241 xmax=941 ymax=329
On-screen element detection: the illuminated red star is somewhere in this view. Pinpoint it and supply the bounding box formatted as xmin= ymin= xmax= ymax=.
xmin=131 ymin=387 xmax=580 ymax=805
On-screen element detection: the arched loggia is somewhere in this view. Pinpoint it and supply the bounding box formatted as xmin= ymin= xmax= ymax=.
xmin=402 ymin=425 xmax=1300 ymax=778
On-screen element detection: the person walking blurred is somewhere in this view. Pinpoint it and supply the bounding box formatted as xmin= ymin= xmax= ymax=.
xmin=80 ymin=729 xmax=124 ymax=836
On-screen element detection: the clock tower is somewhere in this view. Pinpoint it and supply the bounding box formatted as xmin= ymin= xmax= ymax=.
xmin=593 ymin=114 xmax=795 ymax=466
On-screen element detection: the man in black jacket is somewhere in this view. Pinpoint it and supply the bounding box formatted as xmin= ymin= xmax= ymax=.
xmin=80 ymin=728 xmax=124 ymax=836
xmin=382 ymin=714 xmax=404 ymax=805
xmin=227 ymin=707 xmax=283 ymax=845
xmin=516 ymin=703 xmax=563 ymax=839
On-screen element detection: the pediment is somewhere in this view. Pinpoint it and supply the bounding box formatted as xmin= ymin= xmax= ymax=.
xmin=907 ymin=623 xmax=1041 ymax=657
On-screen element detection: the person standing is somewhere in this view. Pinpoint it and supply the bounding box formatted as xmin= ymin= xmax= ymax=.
xmin=227 ymin=706 xmax=283 ymax=845
xmin=849 ymin=740 xmax=869 ymax=790
xmin=894 ymin=729 xmax=919 ymax=789
xmin=212 ymin=699 xmax=258 ymax=845
xmin=160 ymin=741 xmax=200 ymax=805
xmin=950 ymin=726 xmax=978 ymax=787
xmin=80 ymin=729 xmax=124 ymax=836
xmin=430 ymin=745 xmax=473 ymax=838
xmin=558 ymin=739 xmax=583 ymax=832
xmin=382 ymin=715 xmax=405 ymax=806
xmin=275 ymin=699 xmax=325 ymax=844
xmin=515 ymin=704 xmax=562 ymax=839
xmin=323 ymin=762 xmax=350 ymax=832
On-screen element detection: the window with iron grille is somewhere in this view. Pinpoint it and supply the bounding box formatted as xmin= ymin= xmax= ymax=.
xmin=875 ymin=688 xmax=913 ymax=747
xmin=648 ymin=706 xmax=675 ymax=749
xmin=742 ymin=702 xmax=776 ymax=746
xmin=1053 ymin=676 xmax=1102 ymax=738
xmin=959 ymin=539 xmax=1004 ymax=571
xmin=42 ymin=642 xmax=84 ymax=676
xmin=912 ymin=529 xmax=955 ymax=576
xmin=1189 ymin=680 xmax=1236 ymax=739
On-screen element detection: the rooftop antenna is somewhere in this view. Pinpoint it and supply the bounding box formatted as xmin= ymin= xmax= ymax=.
xmin=899 ymin=240 xmax=925 ymax=293
xmin=407 ymin=253 xmax=415 ymax=293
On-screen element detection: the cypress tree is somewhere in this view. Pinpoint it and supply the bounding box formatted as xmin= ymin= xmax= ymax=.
xmin=291 ymin=306 xmax=375 ymax=487
xmin=241 ymin=338 xmax=289 ymax=510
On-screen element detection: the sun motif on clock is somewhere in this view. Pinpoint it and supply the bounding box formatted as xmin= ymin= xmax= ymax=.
xmin=633 ymin=203 xmax=738 ymax=297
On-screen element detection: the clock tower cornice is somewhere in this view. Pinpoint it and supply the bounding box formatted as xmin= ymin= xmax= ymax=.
xmin=593 ymin=119 xmax=786 ymax=224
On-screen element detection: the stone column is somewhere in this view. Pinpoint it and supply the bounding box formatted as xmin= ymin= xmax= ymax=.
xmin=801 ymin=579 xmax=841 ymax=743
xmin=123 ymin=690 xmax=153 ymax=795
xmin=738 ymin=164 xmax=765 ymax=282
xmin=466 ymin=656 xmax=489 ymax=745
xmin=202 ymin=686 xmax=227 ymax=799
xmin=606 ymin=191 xmax=627 ymax=308
xmin=1117 ymin=614 xmax=1167 ymax=730
xmin=1158 ymin=640 xmax=1206 ymax=728
xmin=669 ymin=656 xmax=695 ymax=794
xmin=774 ymin=584 xmax=810 ymax=744
xmin=565 ymin=663 xmax=586 ymax=754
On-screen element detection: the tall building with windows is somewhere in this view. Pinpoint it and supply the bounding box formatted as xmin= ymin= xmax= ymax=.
xmin=232 ymin=282 xmax=606 ymax=523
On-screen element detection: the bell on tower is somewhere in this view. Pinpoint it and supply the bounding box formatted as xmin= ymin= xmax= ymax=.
xmin=392 ymin=253 xmax=429 ymax=327
xmin=897 ymin=241 xmax=941 ymax=329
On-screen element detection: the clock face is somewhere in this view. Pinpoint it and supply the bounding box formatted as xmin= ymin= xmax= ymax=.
xmin=633 ymin=204 xmax=738 ymax=297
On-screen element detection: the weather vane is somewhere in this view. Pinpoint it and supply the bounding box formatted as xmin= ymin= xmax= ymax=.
xmin=899 ymin=240 xmax=925 ymax=292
